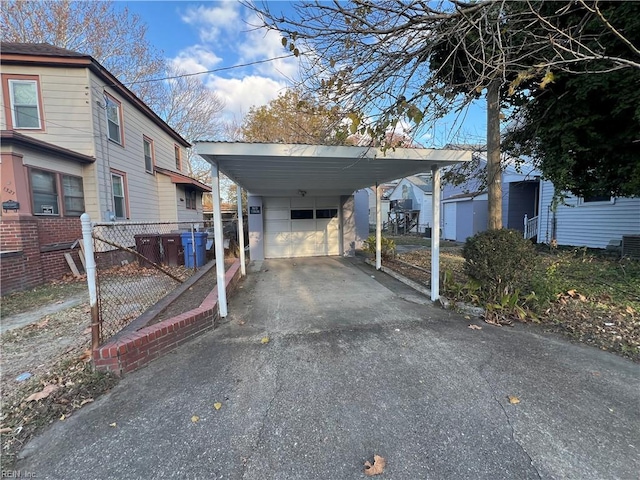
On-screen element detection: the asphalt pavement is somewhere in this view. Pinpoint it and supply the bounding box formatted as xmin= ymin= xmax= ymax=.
xmin=16 ymin=257 xmax=640 ymax=479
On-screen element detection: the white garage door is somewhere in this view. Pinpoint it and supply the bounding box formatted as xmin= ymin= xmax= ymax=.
xmin=264 ymin=197 xmax=340 ymax=258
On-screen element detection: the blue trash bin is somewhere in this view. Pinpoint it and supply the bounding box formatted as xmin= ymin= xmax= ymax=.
xmin=181 ymin=232 xmax=208 ymax=268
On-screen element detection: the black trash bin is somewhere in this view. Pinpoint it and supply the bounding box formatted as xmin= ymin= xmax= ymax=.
xmin=160 ymin=233 xmax=184 ymax=267
xmin=134 ymin=234 xmax=161 ymax=267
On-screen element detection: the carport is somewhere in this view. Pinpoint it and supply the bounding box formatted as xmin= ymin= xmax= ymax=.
xmin=195 ymin=142 xmax=472 ymax=316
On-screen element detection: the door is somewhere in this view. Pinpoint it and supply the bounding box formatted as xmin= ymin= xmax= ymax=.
xmin=263 ymin=197 xmax=339 ymax=258
xmin=443 ymin=202 xmax=457 ymax=240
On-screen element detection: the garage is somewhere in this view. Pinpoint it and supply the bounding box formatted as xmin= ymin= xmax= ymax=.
xmin=264 ymin=196 xmax=340 ymax=258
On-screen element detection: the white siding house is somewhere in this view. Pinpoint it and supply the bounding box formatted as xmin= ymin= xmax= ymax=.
xmin=387 ymin=175 xmax=433 ymax=234
xmin=537 ymin=180 xmax=640 ymax=249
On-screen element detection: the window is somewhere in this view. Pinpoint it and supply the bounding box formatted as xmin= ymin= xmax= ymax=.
xmin=8 ymin=78 xmax=42 ymax=129
xmin=185 ymin=188 xmax=197 ymax=210
xmin=143 ymin=136 xmax=154 ymax=173
xmin=30 ymin=169 xmax=59 ymax=215
xmin=29 ymin=169 xmax=86 ymax=216
xmin=175 ymin=145 xmax=182 ymax=170
xmin=62 ymin=175 xmax=85 ymax=216
xmin=291 ymin=209 xmax=314 ymax=219
xmin=316 ymin=208 xmax=338 ymax=219
xmin=111 ymin=172 xmax=128 ymax=219
xmin=105 ymin=93 xmax=123 ymax=144
xmin=583 ymin=194 xmax=613 ymax=203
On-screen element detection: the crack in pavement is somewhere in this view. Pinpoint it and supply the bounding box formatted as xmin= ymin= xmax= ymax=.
xmin=478 ymin=365 xmax=544 ymax=480
xmin=241 ymin=345 xmax=283 ymax=480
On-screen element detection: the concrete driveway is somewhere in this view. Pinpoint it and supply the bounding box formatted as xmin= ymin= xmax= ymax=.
xmin=17 ymin=257 xmax=640 ymax=479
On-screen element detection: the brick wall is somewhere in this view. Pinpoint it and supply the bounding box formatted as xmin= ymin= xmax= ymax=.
xmin=1 ymin=216 xmax=83 ymax=295
xmin=93 ymin=260 xmax=242 ymax=375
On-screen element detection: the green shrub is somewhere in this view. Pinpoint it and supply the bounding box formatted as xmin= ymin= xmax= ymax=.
xmin=462 ymin=229 xmax=536 ymax=300
xmin=363 ymin=235 xmax=396 ymax=260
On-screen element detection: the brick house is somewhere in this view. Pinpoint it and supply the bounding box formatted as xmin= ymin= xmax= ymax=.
xmin=1 ymin=43 xmax=210 ymax=294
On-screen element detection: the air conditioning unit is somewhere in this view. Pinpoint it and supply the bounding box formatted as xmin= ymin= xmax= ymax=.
xmin=622 ymin=235 xmax=640 ymax=258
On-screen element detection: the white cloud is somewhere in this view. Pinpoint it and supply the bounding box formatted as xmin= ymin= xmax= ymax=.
xmin=170 ymin=45 xmax=222 ymax=74
xmin=207 ymin=75 xmax=287 ymax=121
xmin=180 ymin=1 xmax=241 ymax=43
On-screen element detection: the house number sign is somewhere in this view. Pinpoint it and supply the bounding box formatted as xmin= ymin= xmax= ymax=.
xmin=249 ymin=206 xmax=261 ymax=214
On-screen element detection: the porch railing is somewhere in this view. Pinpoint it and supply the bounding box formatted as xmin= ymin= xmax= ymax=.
xmin=524 ymin=214 xmax=538 ymax=240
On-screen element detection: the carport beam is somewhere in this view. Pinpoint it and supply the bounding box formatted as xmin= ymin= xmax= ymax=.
xmin=211 ymin=161 xmax=228 ymax=317
xmin=375 ymin=183 xmax=382 ymax=270
xmin=237 ymin=186 xmax=246 ymax=276
xmin=431 ymin=166 xmax=441 ymax=302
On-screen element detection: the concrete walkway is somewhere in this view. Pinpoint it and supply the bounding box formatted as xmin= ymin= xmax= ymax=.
xmin=17 ymin=257 xmax=640 ymax=479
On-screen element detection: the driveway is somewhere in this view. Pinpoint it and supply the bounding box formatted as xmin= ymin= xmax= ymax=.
xmin=17 ymin=257 xmax=640 ymax=479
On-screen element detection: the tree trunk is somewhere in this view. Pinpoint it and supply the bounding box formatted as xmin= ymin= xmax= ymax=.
xmin=486 ymin=80 xmax=502 ymax=230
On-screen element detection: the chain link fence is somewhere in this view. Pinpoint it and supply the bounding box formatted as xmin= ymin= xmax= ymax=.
xmin=91 ymin=220 xmax=214 ymax=343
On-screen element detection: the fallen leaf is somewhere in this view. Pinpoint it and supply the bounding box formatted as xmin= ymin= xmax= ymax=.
xmin=261 ymin=337 xmax=270 ymax=344
xmin=508 ymin=395 xmax=521 ymax=405
xmin=36 ymin=318 xmax=49 ymax=328
xmin=78 ymin=349 xmax=92 ymax=362
xmin=191 ymin=415 xmax=200 ymax=423
xmin=567 ymin=289 xmax=577 ymax=297
xmin=80 ymin=398 xmax=94 ymax=406
xmin=238 ymin=319 xmax=246 ymax=325
xmin=59 ymin=414 xmax=66 ymax=421
xmin=82 ymin=327 xmax=92 ymax=335
xmin=468 ymin=324 xmax=482 ymax=330
xmin=626 ymin=306 xmax=635 ymax=315
xmin=0 ymin=427 xmax=13 ymax=434
xmin=364 ymin=454 xmax=386 ymax=476
xmin=109 ymin=422 xmax=117 ymax=428
xmin=213 ymin=402 xmax=222 ymax=410
xmin=464 ymin=315 xmax=471 ymax=320
xmin=25 ymin=384 xmax=59 ymax=402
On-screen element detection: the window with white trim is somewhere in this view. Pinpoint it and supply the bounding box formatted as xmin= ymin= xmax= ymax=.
xmin=143 ymin=136 xmax=154 ymax=173
xmin=105 ymin=94 xmax=123 ymax=144
xmin=9 ymin=79 xmax=42 ymax=129
xmin=111 ymin=172 xmax=127 ymax=219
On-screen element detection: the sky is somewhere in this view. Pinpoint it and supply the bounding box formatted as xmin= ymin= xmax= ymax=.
xmin=121 ymin=0 xmax=488 ymax=147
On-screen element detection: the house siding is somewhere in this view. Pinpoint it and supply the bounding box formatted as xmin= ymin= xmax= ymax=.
xmin=537 ymin=180 xmax=640 ymax=248
xmin=1 ymin=65 xmax=95 ymax=156
xmin=88 ymin=72 xmax=188 ymax=221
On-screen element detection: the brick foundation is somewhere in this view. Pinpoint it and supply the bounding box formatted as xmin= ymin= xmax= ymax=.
xmin=1 ymin=216 xmax=82 ymax=295
xmin=93 ymin=260 xmax=242 ymax=375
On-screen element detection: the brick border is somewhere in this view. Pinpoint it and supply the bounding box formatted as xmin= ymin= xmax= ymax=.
xmin=93 ymin=260 xmax=242 ymax=375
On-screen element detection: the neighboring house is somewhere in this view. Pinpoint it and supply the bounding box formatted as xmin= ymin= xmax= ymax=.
xmin=441 ymin=157 xmax=539 ymax=242
xmin=536 ymin=180 xmax=640 ymax=250
xmin=387 ymin=174 xmax=433 ymax=235
xmin=0 ymin=42 xmax=210 ymax=294
xmin=365 ymin=185 xmax=392 ymax=228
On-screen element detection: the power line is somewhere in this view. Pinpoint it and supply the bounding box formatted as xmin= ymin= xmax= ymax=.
xmin=124 ymin=53 xmax=297 ymax=86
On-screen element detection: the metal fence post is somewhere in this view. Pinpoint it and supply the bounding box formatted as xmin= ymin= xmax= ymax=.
xmin=81 ymin=213 xmax=100 ymax=350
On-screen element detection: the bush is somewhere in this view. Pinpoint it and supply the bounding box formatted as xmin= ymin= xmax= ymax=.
xmin=462 ymin=229 xmax=536 ymax=300
xmin=363 ymin=235 xmax=396 ymax=260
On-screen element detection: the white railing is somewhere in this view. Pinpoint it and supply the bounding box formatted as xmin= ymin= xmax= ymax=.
xmin=524 ymin=214 xmax=538 ymax=240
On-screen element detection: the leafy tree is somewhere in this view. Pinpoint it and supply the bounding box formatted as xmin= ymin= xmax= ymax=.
xmin=1 ymin=0 xmax=224 ymax=180
xmin=249 ymin=0 xmax=640 ymax=226
xmin=504 ymin=2 xmax=640 ymax=198
xmin=241 ymin=88 xmax=348 ymax=145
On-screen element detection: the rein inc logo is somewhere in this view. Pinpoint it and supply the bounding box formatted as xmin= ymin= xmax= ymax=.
xmin=1 ymin=472 xmax=36 ymax=478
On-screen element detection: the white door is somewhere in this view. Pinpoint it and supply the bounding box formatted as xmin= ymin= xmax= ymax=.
xmin=264 ymin=197 xmax=340 ymax=258
xmin=443 ymin=202 xmax=457 ymax=240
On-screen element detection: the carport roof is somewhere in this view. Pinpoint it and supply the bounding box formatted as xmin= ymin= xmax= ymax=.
xmin=195 ymin=141 xmax=472 ymax=196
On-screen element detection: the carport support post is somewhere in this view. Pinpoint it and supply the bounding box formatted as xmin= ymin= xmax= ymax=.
xmin=375 ymin=183 xmax=382 ymax=270
xmin=431 ymin=166 xmax=441 ymax=302
xmin=211 ymin=161 xmax=227 ymax=317
xmin=236 ymin=185 xmax=246 ymax=276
